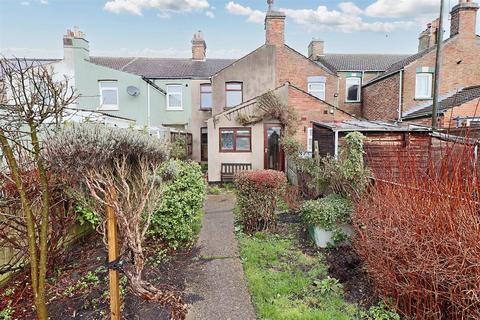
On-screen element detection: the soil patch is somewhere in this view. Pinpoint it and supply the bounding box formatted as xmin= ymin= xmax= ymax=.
xmin=1 ymin=233 xmax=197 ymax=319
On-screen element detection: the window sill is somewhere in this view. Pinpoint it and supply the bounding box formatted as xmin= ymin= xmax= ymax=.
xmin=200 ymin=108 xmax=212 ymax=112
xmin=98 ymin=106 xmax=119 ymax=111
xmin=345 ymin=100 xmax=361 ymax=104
xmin=414 ymin=98 xmax=433 ymax=101
xmin=219 ymin=150 xmax=252 ymax=153
xmin=166 ymin=107 xmax=184 ymax=111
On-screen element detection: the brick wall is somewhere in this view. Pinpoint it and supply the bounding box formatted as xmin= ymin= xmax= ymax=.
xmin=276 ymin=46 xmax=338 ymax=107
xmin=362 ymin=72 xmax=401 ymax=120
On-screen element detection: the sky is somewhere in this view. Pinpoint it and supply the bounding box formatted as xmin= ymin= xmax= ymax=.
xmin=0 ymin=0 xmax=479 ymax=59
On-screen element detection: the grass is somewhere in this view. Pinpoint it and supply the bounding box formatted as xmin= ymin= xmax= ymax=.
xmin=239 ymin=231 xmax=358 ymax=320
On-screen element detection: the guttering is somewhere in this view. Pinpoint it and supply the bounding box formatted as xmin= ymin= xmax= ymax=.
xmin=147 ymin=81 xmax=151 ymax=128
xmin=398 ymin=69 xmax=403 ymax=122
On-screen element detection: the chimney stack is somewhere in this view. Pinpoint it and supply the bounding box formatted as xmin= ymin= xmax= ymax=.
xmin=63 ymin=26 xmax=89 ymax=63
xmin=308 ymin=39 xmax=324 ymax=60
xmin=265 ymin=6 xmax=286 ymax=46
xmin=418 ymin=18 xmax=439 ymax=52
xmin=450 ymin=0 xmax=479 ymax=38
xmin=192 ymin=31 xmax=206 ymax=61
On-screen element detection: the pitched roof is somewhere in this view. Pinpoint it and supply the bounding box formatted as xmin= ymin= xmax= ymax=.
xmin=403 ymin=85 xmax=480 ymax=119
xmin=315 ymin=54 xmax=409 ymax=72
xmin=89 ymin=56 xmax=236 ymax=79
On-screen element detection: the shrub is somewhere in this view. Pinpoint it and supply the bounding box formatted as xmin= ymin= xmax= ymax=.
xmin=353 ymin=143 xmax=480 ymax=319
xmin=170 ymin=136 xmax=188 ymax=160
xmin=301 ymin=194 xmax=353 ymax=230
xmin=148 ymin=160 xmax=206 ymax=250
xmin=234 ymin=170 xmax=287 ymax=233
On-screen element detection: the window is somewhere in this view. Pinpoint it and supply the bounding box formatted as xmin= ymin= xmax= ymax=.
xmin=201 ymin=127 xmax=208 ymax=161
xmin=220 ymin=128 xmax=251 ymax=152
xmin=307 ymin=127 xmax=313 ymax=153
xmin=415 ymin=73 xmax=433 ymax=99
xmin=308 ymin=82 xmax=326 ymax=100
xmin=99 ymin=81 xmax=118 ymax=110
xmin=200 ymin=83 xmax=212 ymax=110
xmin=345 ymin=77 xmax=361 ymax=102
xmin=225 ymin=82 xmax=243 ymax=108
xmin=167 ymin=84 xmax=183 ymax=110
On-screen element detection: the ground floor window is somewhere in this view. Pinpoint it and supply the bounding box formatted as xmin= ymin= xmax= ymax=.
xmin=219 ymin=127 xmax=251 ymax=152
xmin=201 ymin=127 xmax=208 ymax=161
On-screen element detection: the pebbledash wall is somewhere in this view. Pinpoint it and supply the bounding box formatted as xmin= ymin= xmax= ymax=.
xmin=362 ymin=0 xmax=480 ymax=124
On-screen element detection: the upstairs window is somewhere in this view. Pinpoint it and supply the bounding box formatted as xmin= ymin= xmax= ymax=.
xmin=415 ymin=73 xmax=433 ymax=99
xmin=346 ymin=77 xmax=361 ymax=102
xmin=167 ymin=84 xmax=183 ymax=110
xmin=308 ymin=82 xmax=326 ymax=100
xmin=99 ymin=81 xmax=119 ymax=110
xmin=225 ymin=82 xmax=243 ymax=108
xmin=220 ymin=127 xmax=251 ymax=152
xmin=200 ymin=83 xmax=212 ymax=110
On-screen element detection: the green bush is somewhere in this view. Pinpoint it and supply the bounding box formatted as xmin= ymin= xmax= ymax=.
xmin=148 ymin=160 xmax=206 ymax=250
xmin=361 ymin=302 xmax=401 ymax=320
xmin=301 ymin=194 xmax=353 ymax=230
xmin=235 ymin=170 xmax=287 ymax=233
xmin=170 ymin=137 xmax=188 ymax=160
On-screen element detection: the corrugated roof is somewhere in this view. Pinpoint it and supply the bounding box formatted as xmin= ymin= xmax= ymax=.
xmin=403 ymin=85 xmax=480 ymax=119
xmin=315 ymin=54 xmax=409 ymax=72
xmin=89 ymin=56 xmax=236 ymax=79
xmin=313 ymin=119 xmax=431 ymax=132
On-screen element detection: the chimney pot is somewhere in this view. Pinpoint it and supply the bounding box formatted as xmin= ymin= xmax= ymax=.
xmin=450 ymin=0 xmax=479 ymax=37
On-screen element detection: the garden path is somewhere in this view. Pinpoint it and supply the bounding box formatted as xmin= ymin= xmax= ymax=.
xmin=185 ymin=194 xmax=256 ymax=320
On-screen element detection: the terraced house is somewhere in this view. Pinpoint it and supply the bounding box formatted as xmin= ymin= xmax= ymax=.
xmin=363 ymin=0 xmax=480 ymax=128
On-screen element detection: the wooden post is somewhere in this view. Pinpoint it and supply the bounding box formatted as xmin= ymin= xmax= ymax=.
xmin=107 ymin=187 xmax=121 ymax=320
xmin=314 ymin=141 xmax=320 ymax=165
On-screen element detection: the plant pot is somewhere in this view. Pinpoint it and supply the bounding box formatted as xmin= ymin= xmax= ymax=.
xmin=308 ymin=224 xmax=354 ymax=248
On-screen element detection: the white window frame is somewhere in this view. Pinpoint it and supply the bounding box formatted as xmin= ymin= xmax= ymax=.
xmin=345 ymin=77 xmax=361 ymax=102
xmin=415 ymin=73 xmax=433 ymax=99
xmin=166 ymin=84 xmax=183 ymax=111
xmin=308 ymin=82 xmax=326 ymax=100
xmin=98 ymin=81 xmax=119 ymax=111
xmin=307 ymin=127 xmax=313 ymax=153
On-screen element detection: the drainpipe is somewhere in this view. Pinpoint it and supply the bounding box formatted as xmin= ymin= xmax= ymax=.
xmin=147 ymin=81 xmax=151 ymax=128
xmin=398 ymin=70 xmax=403 ymax=122
xmin=334 ymin=131 xmax=339 ymax=160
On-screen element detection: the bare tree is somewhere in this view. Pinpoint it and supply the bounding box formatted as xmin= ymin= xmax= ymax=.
xmin=0 ymin=57 xmax=77 ymax=319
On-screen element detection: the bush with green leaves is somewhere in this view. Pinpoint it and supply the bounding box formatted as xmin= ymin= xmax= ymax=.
xmin=301 ymin=194 xmax=353 ymax=230
xmin=234 ymin=170 xmax=287 ymax=233
xmin=148 ymin=160 xmax=206 ymax=250
xmin=360 ymin=302 xmax=401 ymax=320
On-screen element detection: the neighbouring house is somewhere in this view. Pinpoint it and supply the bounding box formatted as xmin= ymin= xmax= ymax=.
xmin=362 ymin=0 xmax=480 ymax=124
xmin=402 ymin=85 xmax=480 ymax=128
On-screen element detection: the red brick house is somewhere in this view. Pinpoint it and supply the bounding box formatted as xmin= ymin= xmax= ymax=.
xmin=206 ymin=4 xmax=408 ymax=182
xmin=362 ymin=0 xmax=480 ymax=126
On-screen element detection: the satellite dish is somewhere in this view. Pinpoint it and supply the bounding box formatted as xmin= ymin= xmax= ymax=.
xmin=127 ymin=86 xmax=140 ymax=96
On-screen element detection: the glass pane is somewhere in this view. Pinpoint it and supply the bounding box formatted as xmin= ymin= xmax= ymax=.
xmin=100 ymin=81 xmax=117 ymax=88
xmin=201 ymin=84 xmax=212 ymax=93
xmin=226 ymin=83 xmax=242 ymax=90
xmin=416 ymin=74 xmax=431 ymax=97
xmin=226 ymin=91 xmax=242 ymax=107
xmin=168 ymin=85 xmax=182 ymax=94
xmin=169 ymin=93 xmax=182 ymax=107
xmin=236 ymin=136 xmax=250 ymax=151
xmin=267 ymin=127 xmax=281 ymax=170
xmin=309 ymin=83 xmax=324 ymax=91
xmin=347 ymin=85 xmax=359 ymax=101
xmin=101 ymin=89 xmax=117 ymax=105
xmin=221 ymin=131 xmax=234 ymax=150
xmin=236 ymin=130 xmax=250 ymax=136
xmin=201 ymin=92 xmax=212 ymax=109
xmin=311 ymin=90 xmax=325 ymax=100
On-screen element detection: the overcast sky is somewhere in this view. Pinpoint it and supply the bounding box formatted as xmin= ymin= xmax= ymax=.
xmin=1 ymin=0 xmax=478 ymax=59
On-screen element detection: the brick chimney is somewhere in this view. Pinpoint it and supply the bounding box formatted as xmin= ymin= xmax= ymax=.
xmin=308 ymin=39 xmax=324 ymax=60
xmin=418 ymin=18 xmax=439 ymax=52
xmin=63 ymin=26 xmax=89 ymax=64
xmin=265 ymin=9 xmax=286 ymax=46
xmin=450 ymin=0 xmax=479 ymax=38
xmin=192 ymin=31 xmax=206 ymax=61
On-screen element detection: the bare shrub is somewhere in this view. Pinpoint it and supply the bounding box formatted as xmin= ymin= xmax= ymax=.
xmin=46 ymin=124 xmax=188 ymax=319
xmin=353 ymin=143 xmax=480 ymax=319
